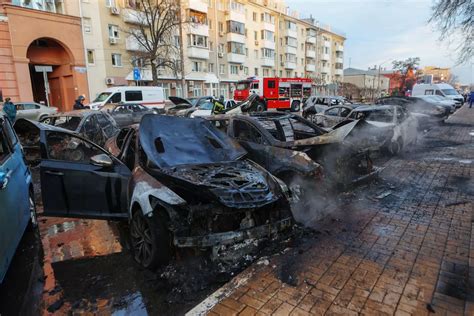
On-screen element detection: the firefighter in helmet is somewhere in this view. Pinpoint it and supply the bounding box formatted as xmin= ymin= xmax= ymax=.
xmin=212 ymin=95 xmax=225 ymax=114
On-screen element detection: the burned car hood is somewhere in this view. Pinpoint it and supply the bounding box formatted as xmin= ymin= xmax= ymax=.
xmin=292 ymin=120 xmax=361 ymax=147
xmin=156 ymin=160 xmax=281 ymax=209
xmin=168 ymin=96 xmax=193 ymax=107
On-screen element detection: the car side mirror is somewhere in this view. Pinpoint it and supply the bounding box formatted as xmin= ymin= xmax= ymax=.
xmin=90 ymin=154 xmax=113 ymax=168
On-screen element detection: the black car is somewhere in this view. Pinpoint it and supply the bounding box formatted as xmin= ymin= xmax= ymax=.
xmin=208 ymin=112 xmax=378 ymax=188
xmin=100 ymin=103 xmax=159 ymax=127
xmin=16 ymin=115 xmax=293 ymax=269
xmin=40 ymin=110 xmax=119 ymax=147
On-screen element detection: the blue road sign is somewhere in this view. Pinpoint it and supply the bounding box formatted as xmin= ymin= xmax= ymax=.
xmin=133 ymin=67 xmax=141 ymax=81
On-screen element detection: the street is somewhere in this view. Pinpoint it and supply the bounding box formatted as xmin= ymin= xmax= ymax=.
xmin=0 ymin=105 xmax=472 ymax=315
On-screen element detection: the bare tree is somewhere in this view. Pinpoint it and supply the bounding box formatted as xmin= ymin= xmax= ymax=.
xmin=429 ymin=0 xmax=473 ymax=64
xmin=392 ymin=57 xmax=420 ymax=94
xmin=124 ymin=0 xmax=187 ymax=86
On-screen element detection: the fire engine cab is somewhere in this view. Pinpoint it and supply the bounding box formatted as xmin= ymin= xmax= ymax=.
xmin=234 ymin=77 xmax=312 ymax=112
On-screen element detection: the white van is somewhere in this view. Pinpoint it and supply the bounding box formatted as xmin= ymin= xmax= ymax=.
xmin=412 ymin=83 xmax=464 ymax=108
xmin=88 ymin=87 xmax=165 ymax=110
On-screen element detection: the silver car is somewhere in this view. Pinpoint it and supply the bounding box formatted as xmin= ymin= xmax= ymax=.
xmin=13 ymin=102 xmax=58 ymax=121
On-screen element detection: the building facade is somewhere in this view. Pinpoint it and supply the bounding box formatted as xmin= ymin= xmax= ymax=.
xmin=343 ymin=67 xmax=390 ymax=100
xmin=0 ymin=0 xmax=89 ymax=111
xmin=422 ymin=66 xmax=451 ymax=84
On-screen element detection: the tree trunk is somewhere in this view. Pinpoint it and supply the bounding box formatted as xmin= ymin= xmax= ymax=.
xmin=151 ymin=62 xmax=158 ymax=86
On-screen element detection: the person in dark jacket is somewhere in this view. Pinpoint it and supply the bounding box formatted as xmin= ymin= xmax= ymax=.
xmin=469 ymin=90 xmax=474 ymax=109
xmin=2 ymin=98 xmax=16 ymax=123
xmin=73 ymin=95 xmax=89 ymax=110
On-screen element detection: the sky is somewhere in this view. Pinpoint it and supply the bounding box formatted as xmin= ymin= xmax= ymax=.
xmin=290 ymin=0 xmax=473 ymax=84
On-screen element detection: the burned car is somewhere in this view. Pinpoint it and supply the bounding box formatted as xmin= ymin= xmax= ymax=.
xmin=15 ymin=115 xmax=292 ymax=269
xmin=208 ymin=112 xmax=378 ymax=188
xmin=100 ymin=103 xmax=160 ymax=127
xmin=40 ymin=110 xmax=119 ymax=147
xmin=166 ymin=96 xmax=216 ymax=117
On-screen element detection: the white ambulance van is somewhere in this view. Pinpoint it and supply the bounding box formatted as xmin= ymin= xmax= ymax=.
xmin=88 ymin=87 xmax=165 ymax=110
xmin=412 ymin=83 xmax=464 ymax=108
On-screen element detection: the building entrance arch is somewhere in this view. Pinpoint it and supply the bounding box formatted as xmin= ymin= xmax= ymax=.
xmin=27 ymin=38 xmax=75 ymax=111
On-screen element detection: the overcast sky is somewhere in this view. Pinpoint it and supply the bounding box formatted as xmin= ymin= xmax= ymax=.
xmin=290 ymin=0 xmax=473 ymax=84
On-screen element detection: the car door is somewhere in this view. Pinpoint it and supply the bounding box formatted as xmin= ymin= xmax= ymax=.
xmin=0 ymin=119 xmax=30 ymax=282
xmin=111 ymin=105 xmax=132 ymax=127
xmin=231 ymin=120 xmax=273 ymax=169
xmin=22 ymin=103 xmax=41 ymax=120
xmin=320 ymin=107 xmax=341 ymax=127
xmin=40 ymin=131 xmax=131 ymax=220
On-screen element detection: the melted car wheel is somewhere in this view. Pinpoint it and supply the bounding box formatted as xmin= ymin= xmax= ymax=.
xmin=27 ymin=189 xmax=38 ymax=231
xmin=388 ymin=138 xmax=403 ymax=155
xmin=130 ymin=210 xmax=171 ymax=269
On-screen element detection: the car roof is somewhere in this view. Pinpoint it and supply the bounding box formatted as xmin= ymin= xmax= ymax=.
xmin=354 ymin=105 xmax=396 ymax=111
xmin=48 ymin=110 xmax=93 ymax=118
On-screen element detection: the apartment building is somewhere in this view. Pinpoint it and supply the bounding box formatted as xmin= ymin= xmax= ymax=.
xmin=422 ymin=66 xmax=451 ymax=83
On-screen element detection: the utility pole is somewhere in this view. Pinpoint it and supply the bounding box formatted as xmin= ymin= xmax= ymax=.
xmin=178 ymin=0 xmax=186 ymax=97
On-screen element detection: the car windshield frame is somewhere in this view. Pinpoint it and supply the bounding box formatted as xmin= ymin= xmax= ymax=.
xmin=441 ymin=89 xmax=458 ymax=96
xmin=93 ymin=92 xmax=112 ymax=102
xmin=45 ymin=116 xmax=82 ymax=131
xmin=353 ymin=109 xmax=394 ymax=123
xmin=198 ymin=101 xmax=214 ymax=110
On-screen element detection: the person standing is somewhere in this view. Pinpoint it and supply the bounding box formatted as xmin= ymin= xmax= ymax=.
xmin=2 ymin=97 xmax=16 ymax=123
xmin=73 ymin=95 xmax=88 ymax=110
xmin=469 ymin=90 xmax=474 ymax=108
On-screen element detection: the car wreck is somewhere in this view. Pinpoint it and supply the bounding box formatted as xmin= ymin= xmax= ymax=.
xmin=15 ymin=115 xmax=293 ymax=269
xmin=206 ymin=112 xmax=379 ymax=188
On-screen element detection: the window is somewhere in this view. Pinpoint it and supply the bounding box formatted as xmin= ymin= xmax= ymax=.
xmin=253 ymin=12 xmax=257 ymax=21
xmin=2 ymin=118 xmax=17 ymax=147
xmin=254 ymin=49 xmax=258 ymax=58
xmin=230 ymin=1 xmax=244 ymax=13
xmin=285 ymin=36 xmax=297 ymax=47
xmin=424 ymin=89 xmax=434 ymax=95
xmin=286 ymin=71 xmax=291 ymax=77
xmin=227 ymin=42 xmax=245 ymax=54
xmin=268 ymin=80 xmax=275 ymax=88
xmin=189 ymin=9 xmax=207 ymax=24
xmin=261 ymin=30 xmax=274 ymax=41
xmin=192 ymin=61 xmax=202 ymax=72
xmin=105 ymin=0 xmax=115 ymax=7
xmin=227 ymin=20 xmax=244 ymax=35
xmin=125 ymin=91 xmax=143 ymax=101
xmin=188 ymin=34 xmax=208 ymax=48
xmin=22 ymin=103 xmax=40 ymax=110
xmin=254 ymin=31 xmax=258 ymax=41
xmin=285 ymin=53 xmax=296 ymax=62
xmin=230 ymin=64 xmax=239 ymax=75
xmin=254 ymin=68 xmax=259 ymax=76
xmin=218 ymin=22 xmax=223 ymax=32
xmin=233 ymin=121 xmax=266 ymax=144
xmin=326 ymin=107 xmax=340 ymax=116
xmin=108 ymin=24 xmax=119 ymax=39
xmin=218 ymin=43 xmax=225 ymax=54
xmin=261 ymin=48 xmax=274 ymax=59
xmin=83 ymin=18 xmax=92 ymax=33
xmin=324 ymin=47 xmax=329 ymax=54
xmin=109 ymin=93 xmax=122 ymax=103
xmin=0 ymin=127 xmax=11 ymax=162
xmin=208 ymin=19 xmax=212 ymax=29
xmin=208 ymin=63 xmax=214 ymax=73
xmin=46 ymin=131 xmax=103 ymax=163
xmin=244 ymin=67 xmax=249 ymax=75
xmin=261 ymin=13 xmax=275 ymax=24
xmin=86 ymin=49 xmax=95 ymax=65
xmin=219 ymin=64 xmax=225 ymax=75
xmin=286 ymin=21 xmax=296 ymax=31
xmin=263 ymin=68 xmax=269 ymax=76
xmin=111 ymin=53 xmax=122 ymax=67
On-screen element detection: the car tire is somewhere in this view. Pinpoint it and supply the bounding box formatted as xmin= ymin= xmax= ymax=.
xmin=39 ymin=115 xmax=50 ymax=124
xmin=26 ymin=188 xmax=38 ymax=231
xmin=290 ymin=101 xmax=300 ymax=112
xmin=129 ymin=209 xmax=171 ymax=269
xmin=255 ymin=101 xmax=266 ymax=112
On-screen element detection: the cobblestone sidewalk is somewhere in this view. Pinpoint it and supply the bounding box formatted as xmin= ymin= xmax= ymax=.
xmin=191 ymin=105 xmax=474 ymax=316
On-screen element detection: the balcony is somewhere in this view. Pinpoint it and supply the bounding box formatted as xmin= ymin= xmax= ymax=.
xmin=336 ymin=56 xmax=343 ymax=63
xmin=324 ymin=40 xmax=331 ymax=48
xmin=306 ymin=50 xmax=316 ymax=58
xmin=306 ymin=64 xmax=316 ymax=72
xmin=284 ymin=61 xmax=296 ymax=69
xmin=227 ymin=53 xmax=245 ymax=63
xmin=226 ymin=10 xmax=245 ymax=23
xmin=263 ymin=22 xmax=275 ymax=31
xmin=285 ymin=46 xmax=297 ymax=55
xmin=306 ymin=36 xmax=316 ymax=44
xmin=261 ymin=40 xmax=275 ymax=49
xmin=261 ymin=58 xmax=275 ymax=67
xmin=226 ymin=32 xmax=246 ymax=43
xmin=335 ymin=69 xmax=343 ymax=76
xmin=336 ymin=44 xmax=344 ymax=52
xmin=190 ymin=23 xmax=209 ymax=36
xmin=122 ymin=8 xmax=146 ymax=25
xmin=126 ymin=36 xmax=146 ymax=52
xmin=321 ymin=53 xmax=330 ymax=61
xmin=188 ymin=0 xmax=207 ymax=13
xmin=188 ymin=46 xmax=209 ymax=59
xmin=321 ymin=65 xmax=331 ymax=73
xmin=287 ymin=29 xmax=297 ymax=38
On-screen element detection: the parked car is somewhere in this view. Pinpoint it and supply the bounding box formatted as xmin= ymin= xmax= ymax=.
xmin=310 ymin=105 xmax=359 ymax=127
xmin=190 ymin=99 xmax=237 ymax=118
xmin=303 ymin=96 xmax=355 ymax=121
xmin=88 ymin=86 xmax=166 ymax=111
xmin=0 ymin=115 xmax=36 ymax=283
xmin=375 ymin=96 xmax=452 ymax=126
xmin=0 ymin=102 xmax=58 ymax=122
xmin=411 ymin=95 xmax=455 ymax=112
xmin=40 ymin=111 xmax=119 ymax=147
xmin=16 ymin=115 xmax=292 ymax=269
xmin=100 ymin=103 xmax=160 ymax=127
xmin=345 ymin=105 xmax=418 ymax=155
xmin=207 ymin=112 xmax=378 ymax=187
xmin=166 ymin=96 xmax=217 ymax=117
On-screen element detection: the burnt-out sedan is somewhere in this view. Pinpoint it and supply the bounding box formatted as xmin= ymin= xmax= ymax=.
xmin=16 ymin=115 xmax=292 ymax=269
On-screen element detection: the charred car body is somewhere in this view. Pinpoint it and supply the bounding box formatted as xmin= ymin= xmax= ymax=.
xmin=207 ymin=112 xmax=378 ymax=189
xmin=14 ymin=115 xmax=292 ymax=269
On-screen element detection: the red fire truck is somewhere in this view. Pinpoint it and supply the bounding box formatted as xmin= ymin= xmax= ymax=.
xmin=234 ymin=77 xmax=312 ymax=112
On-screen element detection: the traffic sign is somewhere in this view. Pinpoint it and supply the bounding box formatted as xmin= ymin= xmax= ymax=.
xmin=133 ymin=67 xmax=141 ymax=81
